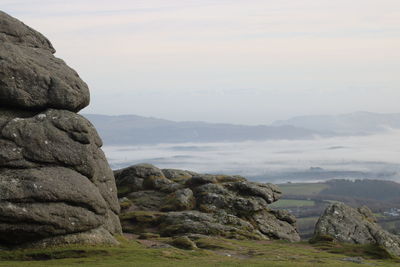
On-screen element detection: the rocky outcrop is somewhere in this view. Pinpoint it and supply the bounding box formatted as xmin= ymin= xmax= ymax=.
xmin=313 ymin=203 xmax=400 ymax=256
xmin=116 ymin=164 xmax=300 ymax=242
xmin=0 ymin=11 xmax=89 ymax=112
xmin=0 ymin=11 xmax=121 ymax=247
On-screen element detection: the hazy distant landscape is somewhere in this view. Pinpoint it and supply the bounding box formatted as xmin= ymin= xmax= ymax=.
xmin=94 ymin=112 xmax=400 ymax=238
xmin=88 ymin=112 xmax=400 ymax=183
xmin=3 ymin=1 xmax=400 ymax=265
xmin=85 ymin=111 xmax=400 ymax=145
xmin=84 ymin=114 xmax=319 ymax=145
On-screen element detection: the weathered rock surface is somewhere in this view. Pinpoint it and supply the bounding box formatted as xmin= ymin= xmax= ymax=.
xmin=313 ymin=203 xmax=400 ymax=256
xmin=0 ymin=11 xmax=121 ymax=247
xmin=116 ymin=164 xmax=300 ymax=242
xmin=0 ymin=11 xmax=90 ymax=112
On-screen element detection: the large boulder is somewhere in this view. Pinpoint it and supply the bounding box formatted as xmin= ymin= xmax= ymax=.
xmin=0 ymin=11 xmax=121 ymax=247
xmin=116 ymin=164 xmax=300 ymax=242
xmin=313 ymin=203 xmax=400 ymax=256
xmin=0 ymin=11 xmax=90 ymax=112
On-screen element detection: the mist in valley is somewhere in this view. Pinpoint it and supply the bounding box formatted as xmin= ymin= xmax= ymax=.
xmin=104 ymin=129 xmax=400 ymax=184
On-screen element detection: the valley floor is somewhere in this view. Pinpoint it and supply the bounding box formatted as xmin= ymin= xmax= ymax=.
xmin=0 ymin=235 xmax=399 ymax=267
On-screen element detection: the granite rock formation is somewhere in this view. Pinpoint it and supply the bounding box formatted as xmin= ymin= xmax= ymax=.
xmin=116 ymin=164 xmax=300 ymax=242
xmin=0 ymin=11 xmax=89 ymax=112
xmin=0 ymin=11 xmax=121 ymax=247
xmin=313 ymin=203 xmax=400 ymax=256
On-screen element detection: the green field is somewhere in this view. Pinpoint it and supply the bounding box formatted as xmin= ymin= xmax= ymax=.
xmin=278 ymin=183 xmax=330 ymax=196
xmin=0 ymin=236 xmax=398 ymax=267
xmin=270 ymin=199 xmax=315 ymax=208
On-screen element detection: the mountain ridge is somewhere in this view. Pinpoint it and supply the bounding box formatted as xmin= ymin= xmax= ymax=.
xmin=83 ymin=113 xmax=320 ymax=145
xmin=272 ymin=111 xmax=400 ymax=134
xmin=83 ymin=111 xmax=400 ymax=145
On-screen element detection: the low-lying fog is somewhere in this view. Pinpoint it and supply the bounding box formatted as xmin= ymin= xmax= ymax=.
xmin=103 ymin=130 xmax=400 ymax=184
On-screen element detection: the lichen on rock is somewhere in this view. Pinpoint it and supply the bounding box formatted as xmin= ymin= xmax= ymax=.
xmin=0 ymin=11 xmax=90 ymax=112
xmin=313 ymin=203 xmax=400 ymax=257
xmin=116 ymin=163 xmax=300 ymax=242
xmin=0 ymin=11 xmax=121 ymax=247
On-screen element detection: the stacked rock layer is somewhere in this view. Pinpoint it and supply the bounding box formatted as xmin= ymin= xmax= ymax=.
xmin=0 ymin=11 xmax=121 ymax=247
xmin=116 ymin=164 xmax=300 ymax=242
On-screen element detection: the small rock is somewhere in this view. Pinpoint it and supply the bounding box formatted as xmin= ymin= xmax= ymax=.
xmin=171 ymin=236 xmax=197 ymax=250
xmin=138 ymin=233 xmax=160 ymax=240
xmin=341 ymin=257 xmax=364 ymax=264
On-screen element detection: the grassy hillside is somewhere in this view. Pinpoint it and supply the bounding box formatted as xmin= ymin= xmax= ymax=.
xmin=0 ymin=236 xmax=399 ymax=267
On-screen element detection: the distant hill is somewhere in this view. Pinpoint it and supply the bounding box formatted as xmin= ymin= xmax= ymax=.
xmin=83 ymin=114 xmax=319 ymax=145
xmin=272 ymin=111 xmax=400 ymax=134
xmin=83 ymin=111 xmax=400 ymax=145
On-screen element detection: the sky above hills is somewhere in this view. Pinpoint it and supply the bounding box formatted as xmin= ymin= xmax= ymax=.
xmin=3 ymin=0 xmax=400 ymax=124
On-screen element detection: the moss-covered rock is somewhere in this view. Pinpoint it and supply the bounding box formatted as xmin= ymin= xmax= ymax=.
xmin=138 ymin=233 xmax=160 ymax=240
xmin=117 ymin=164 xmax=300 ymax=242
xmin=161 ymin=188 xmax=195 ymax=211
xmin=171 ymin=236 xmax=197 ymax=250
xmin=120 ymin=211 xmax=165 ymax=234
xmin=162 ymin=169 xmax=197 ymax=183
xmin=125 ymin=191 xmax=167 ymax=211
xmin=119 ymin=197 xmax=132 ymax=210
xmin=120 ymin=211 xmax=165 ymax=223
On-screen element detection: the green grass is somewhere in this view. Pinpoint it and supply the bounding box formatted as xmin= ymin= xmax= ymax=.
xmin=270 ymin=199 xmax=315 ymax=208
xmin=278 ymin=183 xmax=329 ymax=196
xmin=311 ymin=238 xmax=395 ymax=260
xmin=0 ymin=236 xmax=399 ymax=267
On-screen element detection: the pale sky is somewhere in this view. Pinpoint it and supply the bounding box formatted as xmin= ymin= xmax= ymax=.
xmin=3 ymin=0 xmax=400 ymax=124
